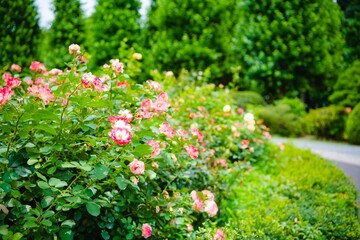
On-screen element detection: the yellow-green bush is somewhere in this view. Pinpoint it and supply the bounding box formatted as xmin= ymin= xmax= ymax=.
xmin=346 ymin=102 xmax=360 ymax=144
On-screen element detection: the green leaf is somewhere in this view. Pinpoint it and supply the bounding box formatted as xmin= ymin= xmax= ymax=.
xmin=0 ymin=225 xmax=8 ymax=235
xmin=78 ymin=164 xmax=92 ymax=172
xmin=84 ymin=115 xmax=97 ymax=122
xmin=61 ymin=162 xmax=77 ymax=168
xmin=0 ymin=183 xmax=11 ymax=193
xmin=49 ymin=178 xmax=68 ymax=188
xmin=61 ymin=220 xmax=76 ymax=228
xmin=65 ymin=196 xmax=82 ymax=203
xmin=41 ymin=219 xmax=53 ymax=227
xmin=41 ymin=196 xmax=54 ymax=208
xmin=85 ymin=123 xmax=97 ymax=130
xmin=101 ymin=230 xmax=110 ymax=240
xmin=146 ymin=170 xmax=157 ymax=180
xmin=47 ymin=166 xmax=57 ymax=174
xmin=37 ymin=181 xmax=50 ymax=189
xmin=43 ymin=210 xmax=55 ymax=218
xmin=35 ymin=171 xmax=47 ymax=181
xmin=27 ymin=158 xmax=38 ymax=165
xmin=93 ymin=164 xmax=109 ymax=180
xmin=86 ymin=202 xmax=100 ymax=216
xmin=60 ymin=229 xmax=74 ymax=240
xmin=35 ymin=125 xmax=57 ymax=135
xmin=133 ymin=144 xmax=153 ymax=157
xmin=115 ymin=177 xmax=127 ymax=190
xmin=77 ymin=66 xmax=87 ymax=72
xmin=24 ymin=220 xmax=38 ymax=228
xmin=12 ymin=232 xmax=23 ymax=240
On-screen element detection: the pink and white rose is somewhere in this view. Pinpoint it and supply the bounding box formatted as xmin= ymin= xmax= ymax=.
xmin=129 ymin=158 xmax=145 ymax=175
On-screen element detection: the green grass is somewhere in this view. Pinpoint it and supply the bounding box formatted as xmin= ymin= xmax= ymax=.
xmin=221 ymin=144 xmax=360 ymax=239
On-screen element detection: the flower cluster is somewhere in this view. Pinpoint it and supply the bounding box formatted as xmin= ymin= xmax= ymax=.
xmin=191 ymin=190 xmax=218 ymax=217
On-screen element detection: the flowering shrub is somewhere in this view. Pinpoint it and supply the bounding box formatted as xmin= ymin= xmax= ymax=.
xmin=0 ymin=46 xmax=270 ymax=239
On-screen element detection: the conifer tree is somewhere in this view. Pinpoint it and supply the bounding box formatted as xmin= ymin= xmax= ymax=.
xmin=235 ymin=0 xmax=344 ymax=106
xmin=0 ymin=0 xmax=40 ymax=68
xmin=45 ymin=0 xmax=86 ymax=69
xmin=143 ymin=0 xmax=240 ymax=84
xmin=88 ymin=0 xmax=141 ymax=69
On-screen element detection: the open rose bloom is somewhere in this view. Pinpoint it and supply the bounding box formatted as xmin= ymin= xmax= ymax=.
xmin=142 ymin=223 xmax=152 ymax=238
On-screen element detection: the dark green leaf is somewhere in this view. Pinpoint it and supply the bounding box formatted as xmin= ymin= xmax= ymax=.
xmin=60 ymin=229 xmax=74 ymax=240
xmin=37 ymin=181 xmax=50 ymax=189
xmin=43 ymin=210 xmax=55 ymax=218
xmin=86 ymin=202 xmax=100 ymax=216
xmin=93 ymin=164 xmax=109 ymax=180
xmin=41 ymin=219 xmax=53 ymax=227
xmin=61 ymin=220 xmax=76 ymax=228
xmin=115 ymin=177 xmax=127 ymax=190
xmin=35 ymin=125 xmax=57 ymax=135
xmin=41 ymin=196 xmax=54 ymax=208
xmin=27 ymin=158 xmax=38 ymax=165
xmin=0 ymin=183 xmax=11 ymax=193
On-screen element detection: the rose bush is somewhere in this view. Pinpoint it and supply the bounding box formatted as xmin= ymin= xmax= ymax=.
xmin=0 ymin=45 xmax=270 ymax=239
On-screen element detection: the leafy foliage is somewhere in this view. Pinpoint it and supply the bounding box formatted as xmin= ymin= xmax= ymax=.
xmin=346 ymin=102 xmax=360 ymax=144
xmin=337 ymin=0 xmax=360 ymax=62
xmin=221 ymin=144 xmax=360 ymax=239
xmin=329 ymin=60 xmax=360 ymax=108
xmin=88 ymin=0 xmax=141 ymax=69
xmin=255 ymin=98 xmax=307 ymax=137
xmin=304 ymin=105 xmax=348 ymax=140
xmin=236 ymin=0 xmax=344 ymax=106
xmin=232 ymin=91 xmax=267 ymax=110
xmin=0 ymin=45 xmax=271 ymax=239
xmin=0 ymin=0 xmax=40 ymax=68
xmin=143 ymin=0 xmax=241 ymax=83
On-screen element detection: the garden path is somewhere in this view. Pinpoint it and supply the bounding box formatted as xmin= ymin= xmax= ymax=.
xmin=272 ymin=136 xmax=360 ymax=194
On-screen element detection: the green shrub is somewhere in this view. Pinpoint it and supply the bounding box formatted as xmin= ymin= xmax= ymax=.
xmin=329 ymin=60 xmax=360 ymax=108
xmin=232 ymin=91 xmax=266 ymax=109
xmin=346 ymin=102 xmax=360 ymax=144
xmin=304 ymin=105 xmax=347 ymax=140
xmin=255 ymin=98 xmax=307 ymax=137
xmin=221 ymin=145 xmax=360 ymax=239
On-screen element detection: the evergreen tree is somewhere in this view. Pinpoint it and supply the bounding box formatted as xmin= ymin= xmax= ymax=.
xmin=44 ymin=0 xmax=86 ymax=69
xmin=236 ymin=0 xmax=344 ymax=107
xmin=143 ymin=0 xmax=240 ymax=84
xmin=0 ymin=0 xmax=40 ymax=68
xmin=88 ymin=0 xmax=141 ymax=69
xmin=337 ymin=0 xmax=360 ymax=62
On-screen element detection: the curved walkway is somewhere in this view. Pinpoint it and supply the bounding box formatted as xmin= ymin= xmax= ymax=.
xmin=272 ymin=137 xmax=360 ymax=194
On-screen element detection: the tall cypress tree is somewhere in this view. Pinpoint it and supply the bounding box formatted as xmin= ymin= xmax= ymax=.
xmin=45 ymin=0 xmax=86 ymax=69
xmin=143 ymin=0 xmax=240 ymax=84
xmin=0 ymin=0 xmax=40 ymax=68
xmin=88 ymin=0 xmax=141 ymax=69
xmin=236 ymin=0 xmax=344 ymax=106
xmin=337 ymin=0 xmax=360 ymax=63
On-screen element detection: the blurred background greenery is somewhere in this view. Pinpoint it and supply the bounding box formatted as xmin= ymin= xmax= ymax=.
xmin=1 ymin=0 xmax=359 ymax=142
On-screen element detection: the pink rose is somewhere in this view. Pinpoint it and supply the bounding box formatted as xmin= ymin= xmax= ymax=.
xmin=146 ymin=140 xmax=160 ymax=157
xmin=157 ymin=92 xmax=169 ymax=101
xmin=147 ymin=80 xmax=161 ymax=92
xmin=68 ymin=44 xmax=81 ymax=55
xmin=214 ymin=228 xmax=225 ymax=240
xmin=29 ymin=61 xmax=47 ymax=74
xmin=138 ymin=110 xmax=153 ymax=119
xmin=177 ymin=129 xmax=189 ymax=140
xmin=153 ymin=99 xmax=170 ymax=113
xmin=118 ymin=109 xmax=133 ymax=123
xmin=110 ymin=59 xmax=124 ymax=74
xmin=159 ymin=122 xmax=175 ymax=138
xmin=11 ymin=64 xmax=22 ymax=72
xmin=187 ymin=224 xmax=193 ymax=233
xmin=142 ymin=223 xmax=152 ymax=239
xmin=186 ymin=145 xmax=198 ymax=159
xmin=108 ymin=128 xmax=132 ymax=146
xmin=241 ymin=140 xmax=250 ymax=149
xmin=0 ymin=86 xmax=14 ymax=105
xmin=6 ymin=77 xmax=21 ymax=88
xmin=190 ymin=128 xmax=204 ymax=142
xmin=141 ymin=98 xmax=153 ymax=112
xmin=129 ymin=159 xmax=145 ymax=175
xmin=27 ymin=84 xmax=54 ymax=104
xmin=204 ymin=200 xmax=218 ymax=217
xmin=201 ymin=190 xmax=214 ymax=201
xmin=191 ymin=190 xmax=203 ymax=211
